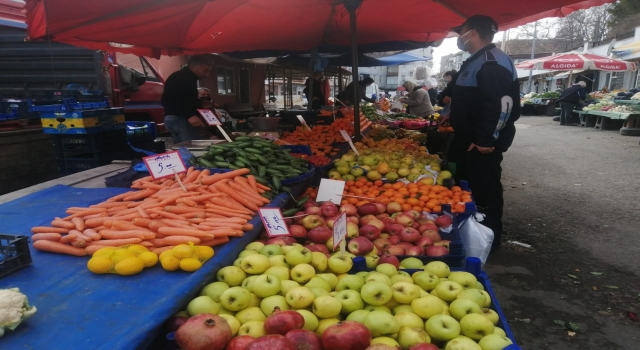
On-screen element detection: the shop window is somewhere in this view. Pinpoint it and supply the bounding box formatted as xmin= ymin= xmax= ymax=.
xmin=609 ymin=72 xmax=624 ymax=90
xmin=634 ymin=70 xmax=640 ymax=89
xmin=217 ymin=67 xmax=235 ymax=95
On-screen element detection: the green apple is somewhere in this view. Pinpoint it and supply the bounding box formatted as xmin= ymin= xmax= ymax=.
xmin=425 ymin=314 xmax=461 ymax=341
xmin=376 ymin=263 xmax=398 ymax=277
xmin=242 ymin=275 xmax=257 ymax=292
xmin=350 ymin=167 xmax=364 ymax=177
xmin=400 ymin=257 xmax=424 ymax=269
xmin=442 ymin=304 xmax=451 ymax=316
xmin=355 ymin=271 xmax=369 ymax=279
xmin=285 ymin=286 xmax=316 ymax=309
xmin=310 ymin=252 xmax=328 ymax=272
xmin=456 ymin=289 xmax=487 ymax=308
xmin=459 ymin=314 xmax=495 ymax=340
xmin=397 ymin=326 xmax=431 ymax=349
xmin=478 ymin=334 xmax=513 ymax=350
xmin=235 ymin=306 xmax=266 ymax=324
xmin=335 ymin=290 xmax=365 ymax=314
xmin=481 ymin=308 xmax=499 ymax=325
xmin=315 ymin=318 xmax=340 ymax=336
xmin=200 ymin=281 xmax=229 ymax=302
xmin=282 ymin=244 xmax=303 ymax=254
xmin=305 ymin=276 xmax=332 ymax=292
xmin=217 ymin=307 xmax=235 ymax=316
xmin=327 ymin=254 xmax=354 ymax=274
xmin=239 ymin=249 xmax=259 ymax=259
xmin=371 ymin=337 xmax=400 ymax=347
xmin=475 ymin=281 xmax=485 ymax=290
xmin=346 ymin=309 xmax=371 ymax=323
xmin=412 ymin=271 xmax=440 ymax=291
xmin=280 ymin=280 xmax=300 ymax=295
xmin=286 ymin=247 xmax=313 ymax=266
xmin=391 ymin=273 xmax=414 ymax=285
xmin=385 ymin=297 xmax=401 ymax=310
xmin=219 ymin=286 xmax=252 ymax=311
xmin=217 ymin=266 xmax=247 ymax=287
xmin=435 ymin=281 xmax=464 ymax=302
xmin=398 ymin=168 xmax=411 ymax=177
xmin=312 ymin=296 xmax=342 ymax=318
xmin=238 ymin=320 xmax=265 ymax=338
xmin=449 ymin=299 xmax=483 ymax=321
xmin=395 ymin=311 xmax=425 ymax=329
xmin=448 ymin=272 xmax=478 ymax=289
xmin=364 ymin=310 xmax=400 ymax=337
xmin=264 ymin=266 xmax=290 ymax=282
xmin=218 ymin=314 xmax=240 ymax=336
xmin=268 ymin=255 xmax=290 ymax=268
xmin=361 ymin=281 xmax=393 ymax=306
xmin=393 ymin=305 xmax=414 ymax=315
xmin=411 ymin=295 xmax=444 ymax=319
xmin=291 ymin=263 xmax=316 ymax=284
xmin=295 ymin=309 xmax=318 ymax=332
xmin=259 ymin=244 xmax=284 ymax=257
xmin=316 ymin=273 xmax=339 ymax=289
xmin=187 ymin=296 xmax=220 ymax=316
xmin=493 ymin=327 xmax=506 ymax=337
xmin=245 ymin=241 xmax=265 ymax=252
xmin=365 ymin=272 xmax=392 ymax=286
xmin=420 ymin=289 xmax=429 ymax=297
xmin=445 ymin=336 xmax=482 ymax=350
xmin=430 ymin=288 xmax=439 ymax=297
xmin=310 ymin=288 xmax=330 ymax=298
xmin=365 ymin=254 xmax=380 ymax=268
xmin=424 ymin=261 xmax=450 ymax=278
xmin=479 ymin=290 xmax=491 ymax=308
xmin=260 ymin=295 xmax=289 ymax=316
xmin=365 ymin=305 xmax=392 ymax=313
xmin=391 ymin=282 xmax=421 ymax=304
xmin=241 ymin=254 xmax=271 ymax=274
xmin=335 ymin=274 xmax=365 ymax=292
xmin=252 ymin=274 xmax=282 ymax=298
xmin=248 ymin=293 xmax=261 ymax=308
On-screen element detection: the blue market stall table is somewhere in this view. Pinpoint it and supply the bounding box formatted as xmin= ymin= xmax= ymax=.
xmin=0 ymin=166 xmax=288 ymax=349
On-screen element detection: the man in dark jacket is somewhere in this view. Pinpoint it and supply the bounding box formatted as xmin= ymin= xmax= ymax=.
xmin=437 ymin=70 xmax=457 ymax=107
xmin=558 ymin=81 xmax=586 ymax=125
xmin=303 ymin=72 xmax=325 ymax=109
xmin=447 ymin=15 xmax=521 ymax=251
xmin=337 ymin=77 xmax=376 ymax=105
xmin=161 ymin=54 xmax=214 ymax=143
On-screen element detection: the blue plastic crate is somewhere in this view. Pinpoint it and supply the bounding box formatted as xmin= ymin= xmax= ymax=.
xmin=29 ymin=98 xmax=110 ymax=113
xmin=126 ymin=121 xmax=157 ymax=142
xmin=281 ymin=145 xmax=312 ymax=155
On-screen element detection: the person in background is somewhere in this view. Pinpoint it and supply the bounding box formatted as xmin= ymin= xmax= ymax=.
xmin=161 ymin=54 xmax=214 ymax=143
xmin=445 ymin=15 xmax=521 ymax=252
xmin=557 ymin=81 xmax=586 ymax=126
xmin=303 ymin=72 xmax=325 ymax=109
xmin=426 ymin=85 xmax=438 ymax=106
xmin=400 ymin=81 xmax=435 ymax=117
xmin=437 ymin=70 xmax=457 ymax=106
xmin=337 ymin=77 xmax=376 ymax=105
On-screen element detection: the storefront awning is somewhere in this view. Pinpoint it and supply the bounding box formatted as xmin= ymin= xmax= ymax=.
xmin=612 ymin=41 xmax=640 ymax=58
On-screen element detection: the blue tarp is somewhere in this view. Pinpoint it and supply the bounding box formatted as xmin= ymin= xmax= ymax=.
xmin=0 ymin=185 xmax=287 ymax=349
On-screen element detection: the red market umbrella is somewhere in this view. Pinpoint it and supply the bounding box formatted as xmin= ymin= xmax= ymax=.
xmin=515 ymin=52 xmax=637 ymax=72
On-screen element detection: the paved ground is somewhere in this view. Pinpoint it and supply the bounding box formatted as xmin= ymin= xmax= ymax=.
xmin=484 ymin=116 xmax=640 ymax=349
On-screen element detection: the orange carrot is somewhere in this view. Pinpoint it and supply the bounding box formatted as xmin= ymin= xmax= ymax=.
xmin=209 ymin=196 xmax=254 ymax=213
xmin=148 ymin=220 xmax=169 ymax=232
xmin=100 ymin=230 xmax=153 ymax=240
xmin=140 ymin=241 xmax=153 ymax=247
xmin=157 ymin=227 xmax=214 ymax=238
xmin=91 ymin=201 xmax=136 ymax=209
xmin=60 ymin=234 xmax=77 ymax=243
xmin=187 ymin=218 xmax=205 ymax=224
xmin=176 ymin=198 xmax=198 ymax=207
xmin=214 ymin=181 xmax=259 ymax=211
xmin=256 ymin=182 xmax=271 ymax=191
xmin=63 ymin=207 xmax=107 ymax=220
xmin=227 ymin=181 xmax=270 ymax=205
xmin=83 ymin=229 xmax=101 ymax=241
xmin=203 ymin=217 xmax=248 ymax=224
xmin=246 ymin=175 xmax=259 ymax=193
xmin=180 ymin=212 xmax=207 ymax=219
xmin=160 ymin=219 xmax=198 ymax=229
xmin=111 ymin=220 xmax=151 ymax=232
xmin=243 ymin=223 xmax=254 ymax=231
xmin=86 ymin=238 xmax=143 ymax=246
xmin=183 ymin=170 xmax=201 ymax=184
xmin=164 ymin=206 xmax=206 ymax=214
xmin=85 ymin=245 xmax=109 ymax=255
xmin=112 ymin=212 xmax=142 ymax=221
xmin=137 ymin=206 xmax=150 ymax=218
xmin=85 ymin=217 xmax=111 ymax=228
xmin=107 ymin=206 xmax=129 ymax=213
xmin=200 ymin=223 xmax=244 ymax=231
xmin=147 ymin=208 xmax=188 ymax=221
xmin=154 ymin=235 xmax=201 ymax=245
xmin=71 ymin=238 xmax=87 ymax=248
xmin=31 ymin=226 xmax=69 ymax=234
xmin=200 ymin=168 xmax=251 ymax=185
xmin=139 ymin=182 xmax=167 ymax=190
xmin=94 ymin=226 xmax=107 ymax=232
xmin=198 ymin=236 xmax=230 ymax=247
xmin=51 ymin=219 xmax=76 ymax=230
xmin=206 ymin=228 xmax=239 ymax=237
xmin=132 ymin=217 xmax=152 ymax=228
xmin=150 ymin=246 xmax=175 ymax=254
xmin=32 ymin=233 xmax=62 ymax=241
xmin=123 ymin=189 xmax=157 ymax=201
xmin=71 ymin=217 xmax=85 ymax=231
xmin=70 ymin=229 xmax=92 ymax=242
xmin=33 ymin=240 xmax=87 ymax=256
xmin=205 ymin=202 xmax=254 ymax=215
xmin=107 ymin=191 xmax=137 ymax=202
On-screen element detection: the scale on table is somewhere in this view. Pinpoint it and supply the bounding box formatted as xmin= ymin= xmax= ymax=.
xmin=248 ymin=130 xmax=281 ymax=139
xmin=246 ymin=117 xmax=282 ymax=139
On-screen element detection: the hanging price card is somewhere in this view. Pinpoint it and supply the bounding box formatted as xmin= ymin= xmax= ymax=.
xmin=197 ymin=109 xmax=222 ymax=126
xmin=259 ymin=208 xmax=291 ymax=237
xmin=339 ymin=130 xmax=360 ymax=156
xmin=333 ymin=212 xmax=348 ymax=250
xmin=142 ymin=151 xmax=187 ymax=180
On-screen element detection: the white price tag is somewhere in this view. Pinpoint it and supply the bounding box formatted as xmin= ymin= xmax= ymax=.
xmin=259 ymin=208 xmax=290 ymax=237
xmin=333 ymin=212 xmax=347 ymax=250
xmin=197 ymin=109 xmax=222 ymax=126
xmin=339 ymin=130 xmax=360 ymax=156
xmin=142 ymin=151 xmax=187 ymax=180
xmin=297 ymin=115 xmax=312 ymax=131
xmin=316 ymin=179 xmax=346 ymax=204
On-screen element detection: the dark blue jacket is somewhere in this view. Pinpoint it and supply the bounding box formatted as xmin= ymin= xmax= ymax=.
xmin=558 ymin=85 xmax=586 ymax=104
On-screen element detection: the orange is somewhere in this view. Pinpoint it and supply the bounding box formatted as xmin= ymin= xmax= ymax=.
xmin=346 ymin=180 xmax=355 ymax=187
xmin=426 ymin=201 xmax=437 ymax=209
xmin=402 ymin=204 xmax=412 ymax=211
xmin=354 ymin=181 xmax=365 ymax=188
xmin=433 ymin=205 xmax=442 ymax=213
xmin=394 ymin=198 xmax=405 ymax=205
xmin=348 ymin=197 xmax=358 ymax=204
xmin=382 ymin=183 xmax=392 ymax=189
xmin=412 ymin=206 xmax=422 ymax=212
xmin=409 ymin=188 xmax=419 ymax=194
xmin=374 ymin=180 xmax=383 ymax=187
xmin=392 ymin=183 xmax=404 ymax=190
xmin=407 ymin=198 xmax=419 ymax=206
xmin=452 ymin=186 xmax=462 ymax=193
xmin=341 ymin=200 xmax=349 ymax=206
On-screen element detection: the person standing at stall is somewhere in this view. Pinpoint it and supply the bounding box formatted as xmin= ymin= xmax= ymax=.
xmin=303 ymin=72 xmax=325 ymax=109
xmin=337 ymin=77 xmax=376 ymax=105
xmin=445 ymin=15 xmax=521 ymax=251
xmin=161 ymin=54 xmax=214 ymax=143
xmin=558 ymin=81 xmax=586 ymax=125
xmin=400 ymin=81 xmax=435 ymax=117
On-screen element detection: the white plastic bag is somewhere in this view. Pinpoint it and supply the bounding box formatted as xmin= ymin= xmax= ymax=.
xmin=458 ymin=214 xmax=494 ymax=264
xmin=391 ymin=99 xmax=404 ymax=112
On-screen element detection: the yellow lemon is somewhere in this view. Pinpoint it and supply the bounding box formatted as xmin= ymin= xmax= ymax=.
xmin=180 ymin=258 xmax=203 ymax=272
xmin=195 ymin=246 xmax=214 ymax=262
xmin=92 ymin=247 xmax=117 ymax=258
xmin=127 ymin=245 xmax=149 ymax=255
xmin=114 ymin=257 xmax=145 ymax=275
xmin=161 ymin=256 xmax=181 ymax=271
xmin=111 ymin=249 xmax=137 ymax=264
xmin=172 ymin=244 xmax=196 ymax=259
xmin=138 ymin=251 xmax=159 ymax=267
xmin=87 ymin=256 xmax=115 ymax=274
xmin=159 ymin=249 xmax=174 ymax=263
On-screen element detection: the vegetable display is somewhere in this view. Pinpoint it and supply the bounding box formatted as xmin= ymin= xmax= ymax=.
xmin=0 ymin=288 xmax=37 ymax=337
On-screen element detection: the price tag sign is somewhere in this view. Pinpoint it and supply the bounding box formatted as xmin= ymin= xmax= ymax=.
xmin=339 ymin=130 xmax=360 ymax=156
xmin=142 ymin=151 xmax=187 ymax=180
xmin=297 ymin=115 xmax=312 ymax=131
xmin=333 ymin=212 xmax=347 ymax=250
xmin=197 ymin=109 xmax=222 ymax=126
xmin=316 ymin=179 xmax=346 ymax=204
xmin=259 ymin=208 xmax=290 ymax=237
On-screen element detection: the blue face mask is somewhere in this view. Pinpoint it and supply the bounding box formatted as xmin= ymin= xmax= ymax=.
xmin=457 ymin=30 xmax=472 ymax=51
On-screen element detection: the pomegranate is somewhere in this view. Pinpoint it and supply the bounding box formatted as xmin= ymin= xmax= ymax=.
xmin=226 ymin=335 xmax=255 ymax=350
xmin=321 ymin=320 xmax=371 ymax=350
xmin=285 ymin=329 xmax=323 ymax=350
xmin=247 ymin=334 xmax=297 ymax=350
xmin=174 ymin=314 xmax=232 ymax=350
xmin=264 ymin=306 xmax=305 ymax=335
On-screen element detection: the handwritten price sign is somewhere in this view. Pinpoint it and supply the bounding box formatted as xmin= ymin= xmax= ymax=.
xmin=142 ymin=151 xmax=187 ymax=180
xmin=339 ymin=130 xmax=360 ymax=156
xmin=259 ymin=208 xmax=290 ymax=237
xmin=197 ymin=109 xmax=222 ymax=126
xmin=333 ymin=212 xmax=347 ymax=250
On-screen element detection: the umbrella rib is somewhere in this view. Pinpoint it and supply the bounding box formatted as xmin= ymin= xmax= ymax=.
xmin=321 ymin=4 xmax=338 ymax=44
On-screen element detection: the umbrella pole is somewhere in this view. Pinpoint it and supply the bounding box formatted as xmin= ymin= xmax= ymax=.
xmin=309 ymin=49 xmax=314 ymax=112
xmin=346 ymin=0 xmax=362 ymax=141
xmin=568 ymin=71 xmax=574 ymax=85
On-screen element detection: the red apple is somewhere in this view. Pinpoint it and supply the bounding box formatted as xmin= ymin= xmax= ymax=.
xmin=293 ymin=211 xmax=307 ymax=225
xmin=383 ymin=221 xmax=396 ymax=234
xmin=398 ymin=227 xmax=421 ymax=243
xmin=388 ymin=235 xmax=401 ymax=245
xmin=360 ymin=224 xmax=381 ymax=240
xmin=386 ymin=202 xmax=403 ymax=214
xmin=378 ymin=254 xmax=400 ymax=268
xmin=285 ymin=218 xmax=294 ymax=225
xmin=321 ymin=204 xmax=340 ymax=218
xmin=285 ymin=329 xmax=323 ymax=350
xmin=357 ymin=203 xmax=379 ymax=216
xmin=339 ymin=204 xmax=358 ymax=216
xmin=289 ymin=225 xmax=308 ymax=239
xmin=305 ymin=206 xmax=322 ymax=216
xmin=303 ymin=200 xmax=320 ymax=209
xmin=375 ymin=213 xmax=390 ymax=221
xmin=259 ymin=231 xmax=270 ymax=240
xmin=247 ymin=334 xmax=296 ymax=350
xmin=408 ymin=344 xmax=440 ymax=350
xmin=372 ymin=238 xmax=390 ymax=252
xmin=381 ymin=216 xmax=395 ymax=223
xmin=373 ymin=203 xmax=387 ymax=214
xmin=397 ymin=242 xmax=414 ymax=251
xmin=425 ymin=246 xmax=449 ymax=257
xmin=395 ymin=215 xmax=414 ymax=227
xmin=266 ymin=238 xmax=288 ymax=246
xmin=416 ymin=237 xmax=434 ymax=250
xmin=359 ymin=215 xmax=378 ymax=226
xmin=433 ymin=240 xmax=451 ymax=249
xmin=321 ymin=321 xmax=372 ymax=350
xmin=421 ymin=230 xmax=442 ymax=242
xmin=380 ymin=233 xmax=390 ymax=239
xmin=348 ymin=236 xmax=375 ymax=256
xmin=302 ymin=215 xmax=325 ymax=230
xmin=306 ymin=243 xmax=330 ymax=254
xmin=402 ymin=210 xmax=422 ymax=221
xmin=226 ymin=335 xmax=256 ymax=350
xmin=264 ymin=306 xmax=305 ymax=335
xmin=307 ymin=226 xmax=333 ymax=244
xmin=418 ymin=223 xmax=438 ymax=233
xmin=404 ymin=246 xmax=424 ymax=256
xmin=281 ymin=237 xmax=297 ymax=245
xmin=346 ymin=216 xmax=360 ymax=225
xmin=389 ymin=224 xmax=405 ymax=236
xmin=325 ymin=216 xmax=338 ymax=229
xmin=434 ymin=215 xmax=453 ymax=228
xmin=411 ymin=222 xmax=420 ymax=230
xmin=384 ymin=245 xmax=404 ymax=255
xmin=367 ymin=219 xmax=385 ymax=232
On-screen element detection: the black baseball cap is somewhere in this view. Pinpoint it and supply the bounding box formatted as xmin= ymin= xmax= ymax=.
xmin=452 ymin=15 xmax=498 ymax=36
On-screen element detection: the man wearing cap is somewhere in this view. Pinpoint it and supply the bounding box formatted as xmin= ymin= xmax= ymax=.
xmin=446 ymin=15 xmax=521 ymax=251
xmin=557 ymin=81 xmax=587 ymax=125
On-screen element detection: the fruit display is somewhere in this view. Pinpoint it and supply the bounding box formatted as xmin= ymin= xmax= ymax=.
xmin=291 ymin=153 xmax=332 ymax=167
xmin=368 ymin=126 xmax=427 ymax=143
xmin=87 ymin=244 xmax=159 ymax=275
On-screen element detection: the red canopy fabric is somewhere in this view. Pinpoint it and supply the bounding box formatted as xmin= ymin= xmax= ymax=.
xmin=515 ymin=52 xmax=637 ymax=72
xmin=24 ymin=0 xmax=615 ymax=57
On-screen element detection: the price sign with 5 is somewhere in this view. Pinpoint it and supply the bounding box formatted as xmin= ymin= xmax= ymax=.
xmin=259 ymin=208 xmax=290 ymax=237
xmin=142 ymin=151 xmax=187 ymax=180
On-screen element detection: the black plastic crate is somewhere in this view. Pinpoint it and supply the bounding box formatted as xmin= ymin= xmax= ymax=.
xmin=0 ymin=235 xmax=32 ymax=278
xmin=53 ymin=129 xmax=129 ymax=158
xmin=56 ymin=149 xmax=133 ymax=176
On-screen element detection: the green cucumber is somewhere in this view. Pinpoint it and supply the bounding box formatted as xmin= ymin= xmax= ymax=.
xmin=271 ymin=176 xmax=282 ymax=191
